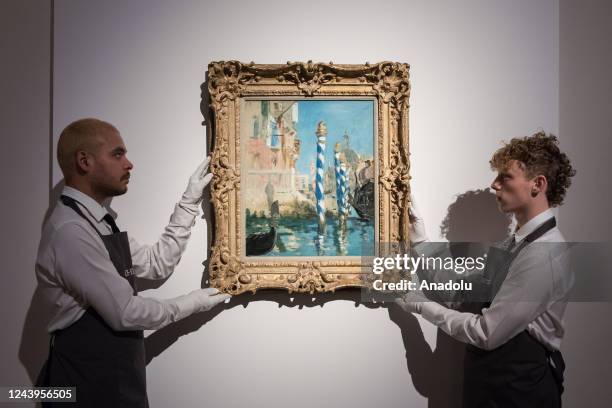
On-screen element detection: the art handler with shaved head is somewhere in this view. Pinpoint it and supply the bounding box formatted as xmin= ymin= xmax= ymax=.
xmin=396 ymin=132 xmax=576 ymax=407
xmin=35 ymin=118 xmax=230 ymax=407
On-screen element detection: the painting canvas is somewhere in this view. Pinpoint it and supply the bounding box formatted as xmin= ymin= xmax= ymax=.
xmin=241 ymin=99 xmax=376 ymax=257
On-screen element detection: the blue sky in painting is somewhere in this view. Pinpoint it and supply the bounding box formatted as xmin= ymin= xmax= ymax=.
xmin=295 ymin=100 xmax=374 ymax=175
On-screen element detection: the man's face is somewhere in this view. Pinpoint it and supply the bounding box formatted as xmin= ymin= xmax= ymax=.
xmin=490 ymin=160 xmax=535 ymax=213
xmin=89 ymin=130 xmax=133 ymax=198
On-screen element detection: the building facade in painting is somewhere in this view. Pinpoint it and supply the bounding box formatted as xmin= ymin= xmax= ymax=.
xmin=242 ymin=101 xmax=312 ymax=216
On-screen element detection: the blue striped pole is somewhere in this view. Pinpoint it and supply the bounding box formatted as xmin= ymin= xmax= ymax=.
xmin=343 ymin=165 xmax=351 ymax=217
xmin=339 ymin=161 xmax=349 ymax=217
xmin=334 ymin=143 xmax=342 ymax=216
xmin=315 ymin=121 xmax=327 ymax=233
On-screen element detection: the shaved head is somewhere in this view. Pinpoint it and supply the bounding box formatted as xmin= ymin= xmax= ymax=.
xmin=57 ymin=118 xmax=119 ymax=179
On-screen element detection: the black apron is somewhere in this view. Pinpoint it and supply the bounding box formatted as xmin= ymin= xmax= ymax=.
xmin=36 ymin=195 xmax=148 ymax=407
xmin=463 ymin=217 xmax=566 ymax=408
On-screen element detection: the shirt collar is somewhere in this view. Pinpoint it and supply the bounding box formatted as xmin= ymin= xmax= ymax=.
xmin=61 ymin=186 xmax=109 ymax=223
xmin=512 ymin=208 xmax=555 ymax=244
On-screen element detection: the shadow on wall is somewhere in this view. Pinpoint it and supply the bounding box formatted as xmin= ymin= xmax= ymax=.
xmin=18 ymin=180 xmax=64 ymax=387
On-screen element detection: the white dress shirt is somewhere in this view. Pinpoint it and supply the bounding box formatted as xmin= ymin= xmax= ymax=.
xmin=36 ymin=186 xmax=206 ymax=332
xmin=413 ymin=208 xmax=574 ymax=351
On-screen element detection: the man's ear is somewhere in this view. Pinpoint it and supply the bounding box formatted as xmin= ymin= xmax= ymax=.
xmin=532 ymin=174 xmax=548 ymax=197
xmin=75 ymin=150 xmax=91 ymax=175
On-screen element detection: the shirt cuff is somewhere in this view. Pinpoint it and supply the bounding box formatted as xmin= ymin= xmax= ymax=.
xmin=174 ymin=202 xmax=198 ymax=227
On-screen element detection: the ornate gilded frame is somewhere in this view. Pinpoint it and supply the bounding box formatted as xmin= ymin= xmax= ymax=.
xmin=205 ymin=61 xmax=411 ymax=295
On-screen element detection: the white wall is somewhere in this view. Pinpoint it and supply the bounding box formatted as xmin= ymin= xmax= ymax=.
xmin=1 ymin=0 xmax=610 ymax=406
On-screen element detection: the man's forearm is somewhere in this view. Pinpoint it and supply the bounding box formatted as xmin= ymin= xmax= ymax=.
xmin=131 ymin=202 xmax=198 ymax=280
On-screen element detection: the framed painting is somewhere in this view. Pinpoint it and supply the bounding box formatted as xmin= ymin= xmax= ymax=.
xmin=205 ymin=61 xmax=411 ymax=294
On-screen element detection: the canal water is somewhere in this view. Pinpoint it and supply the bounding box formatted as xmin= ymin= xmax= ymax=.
xmin=246 ymin=215 xmax=374 ymax=257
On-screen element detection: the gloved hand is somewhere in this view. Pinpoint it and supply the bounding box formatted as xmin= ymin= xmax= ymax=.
xmin=170 ymin=288 xmax=231 ymax=321
xmin=190 ymin=287 xmax=231 ymax=313
xmin=394 ymin=290 xmax=428 ymax=314
xmin=409 ymin=193 xmax=429 ymax=245
xmin=174 ymin=287 xmax=231 ymax=319
xmin=179 ymin=156 xmax=213 ymax=213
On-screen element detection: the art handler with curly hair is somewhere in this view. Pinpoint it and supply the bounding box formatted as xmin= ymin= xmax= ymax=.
xmin=396 ymin=131 xmax=576 ymax=408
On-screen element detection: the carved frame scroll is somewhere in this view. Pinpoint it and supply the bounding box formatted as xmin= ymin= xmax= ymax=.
xmin=204 ymin=61 xmax=411 ymax=295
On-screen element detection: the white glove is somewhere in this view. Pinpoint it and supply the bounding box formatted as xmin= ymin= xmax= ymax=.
xmin=179 ymin=156 xmax=213 ymax=213
xmin=409 ymin=193 xmax=429 ymax=244
xmin=394 ymin=290 xmax=428 ymax=314
xmin=174 ymin=287 xmax=231 ymax=320
xmin=192 ymin=287 xmax=231 ymax=312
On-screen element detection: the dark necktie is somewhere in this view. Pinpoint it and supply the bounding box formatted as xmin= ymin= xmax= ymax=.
xmin=103 ymin=213 xmax=120 ymax=233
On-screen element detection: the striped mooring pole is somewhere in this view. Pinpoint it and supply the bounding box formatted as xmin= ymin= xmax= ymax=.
xmin=315 ymin=121 xmax=327 ymax=233
xmin=340 ymin=161 xmax=350 ymax=217
xmin=334 ymin=143 xmax=343 ymax=218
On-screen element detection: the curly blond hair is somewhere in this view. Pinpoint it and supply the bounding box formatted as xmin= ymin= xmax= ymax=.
xmin=489 ymin=131 xmax=576 ymax=207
